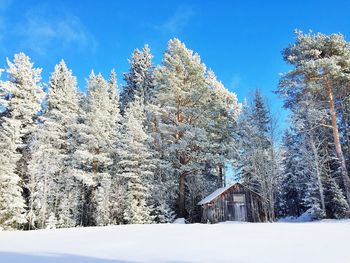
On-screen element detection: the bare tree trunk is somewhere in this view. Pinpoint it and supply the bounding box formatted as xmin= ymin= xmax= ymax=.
xmin=325 ymin=78 xmax=350 ymax=204
xmin=42 ymin=173 xmax=47 ymax=229
xmin=218 ymin=164 xmax=225 ymax=187
xmin=178 ymin=172 xmax=187 ymax=218
xmin=340 ymin=102 xmax=350 ymax=162
xmin=268 ymin=190 xmax=275 ymax=221
xmin=309 ymin=136 xmax=326 ymax=211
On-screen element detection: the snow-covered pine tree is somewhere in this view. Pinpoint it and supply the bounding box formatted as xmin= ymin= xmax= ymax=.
xmin=152 ymin=39 xmax=242 ymax=220
xmin=279 ymin=130 xmax=306 ymax=217
xmin=276 ymin=84 xmax=350 ymax=220
xmin=151 ymin=202 xmax=176 ymax=223
xmin=236 ymin=99 xmax=254 ymax=179
xmin=0 ymin=119 xmax=27 ymax=230
xmin=278 ymin=31 xmax=350 ymax=205
xmin=106 ymin=69 xmax=125 ymax=224
xmin=0 ymin=53 xmax=44 ymax=230
xmin=276 ymin=41 xmax=350 ymax=218
xmin=73 ymin=71 xmax=119 ymax=226
xmin=238 ymin=90 xmax=280 ymax=221
xmin=204 ymin=70 xmax=241 ymax=187
xmin=119 ymin=98 xmax=155 ymax=224
xmin=143 ymin=103 xmax=177 ymax=223
xmin=120 ymin=45 xmax=155 ymax=112
xmin=107 ymin=69 xmax=121 ymax=121
xmin=279 ymin=126 xmax=325 ymax=220
xmin=292 ymin=100 xmax=329 ymax=219
xmin=27 ymin=60 xmax=81 ymax=229
xmin=324 ymin=176 xmax=350 ymax=219
xmin=153 ymin=39 xmax=212 ymax=218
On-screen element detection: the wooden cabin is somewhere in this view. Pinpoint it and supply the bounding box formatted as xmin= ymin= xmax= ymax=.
xmin=198 ymin=183 xmax=267 ymax=223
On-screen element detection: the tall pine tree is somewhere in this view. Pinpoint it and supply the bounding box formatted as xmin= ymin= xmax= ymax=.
xmin=120 ymin=45 xmax=155 ymax=112
xmin=27 ymin=60 xmax=81 ymax=229
xmin=0 ymin=53 xmax=44 ymax=230
xmin=119 ymin=98 xmax=155 ymax=224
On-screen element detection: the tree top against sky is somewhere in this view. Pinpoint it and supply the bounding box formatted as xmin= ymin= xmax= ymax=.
xmin=1 ymin=0 xmax=350 ymax=128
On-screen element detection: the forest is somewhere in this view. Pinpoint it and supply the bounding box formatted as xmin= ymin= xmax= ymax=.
xmin=1 ymin=31 xmax=350 ymax=231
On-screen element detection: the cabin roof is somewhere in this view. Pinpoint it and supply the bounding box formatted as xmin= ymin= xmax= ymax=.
xmin=197 ymin=182 xmax=263 ymax=206
xmin=197 ymin=184 xmax=232 ymax=205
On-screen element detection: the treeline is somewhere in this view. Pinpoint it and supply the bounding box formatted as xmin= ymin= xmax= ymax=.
xmin=0 ymin=39 xmax=241 ymax=230
xmin=1 ymin=32 xmax=350 ymax=231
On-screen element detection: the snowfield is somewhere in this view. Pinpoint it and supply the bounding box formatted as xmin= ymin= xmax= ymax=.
xmin=0 ymin=221 xmax=349 ymax=263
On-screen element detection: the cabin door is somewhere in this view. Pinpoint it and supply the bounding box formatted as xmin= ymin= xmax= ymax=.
xmin=233 ymin=194 xmax=246 ymax=221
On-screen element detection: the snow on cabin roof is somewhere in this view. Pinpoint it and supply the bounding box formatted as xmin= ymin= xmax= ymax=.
xmin=197 ymin=184 xmax=234 ymax=205
xmin=197 ymin=182 xmax=264 ymax=206
xmin=197 ymin=183 xmax=262 ymax=205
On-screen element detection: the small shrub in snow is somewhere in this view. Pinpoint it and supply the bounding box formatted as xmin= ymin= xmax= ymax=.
xmin=46 ymin=213 xmax=58 ymax=229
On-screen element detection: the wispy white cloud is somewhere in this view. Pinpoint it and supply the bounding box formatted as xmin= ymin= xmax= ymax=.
xmin=155 ymin=5 xmax=195 ymax=34
xmin=15 ymin=7 xmax=97 ymax=55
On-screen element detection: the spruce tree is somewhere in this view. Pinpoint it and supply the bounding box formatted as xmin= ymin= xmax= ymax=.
xmin=238 ymin=90 xmax=279 ymax=221
xmin=121 ymin=45 xmax=155 ymax=111
xmin=119 ymin=98 xmax=154 ymax=224
xmin=0 ymin=53 xmax=44 ymax=230
xmin=324 ymin=177 xmax=350 ymax=219
xmin=0 ymin=119 xmax=27 ymax=230
xmin=73 ymin=71 xmax=120 ymax=226
xmin=280 ymin=130 xmax=306 ymax=217
xmin=27 ymin=60 xmax=81 ymax=229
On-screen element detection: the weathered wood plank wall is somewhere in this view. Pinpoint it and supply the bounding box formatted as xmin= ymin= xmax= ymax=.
xmin=200 ymin=183 xmax=266 ymax=223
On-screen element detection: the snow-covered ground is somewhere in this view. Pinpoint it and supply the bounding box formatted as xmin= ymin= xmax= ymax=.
xmin=0 ymin=221 xmax=349 ymax=263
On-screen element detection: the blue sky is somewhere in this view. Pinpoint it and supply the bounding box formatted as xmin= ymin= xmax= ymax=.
xmin=1 ymin=0 xmax=350 ymax=129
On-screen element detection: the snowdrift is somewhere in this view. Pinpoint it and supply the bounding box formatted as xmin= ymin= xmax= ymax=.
xmin=0 ymin=221 xmax=348 ymax=263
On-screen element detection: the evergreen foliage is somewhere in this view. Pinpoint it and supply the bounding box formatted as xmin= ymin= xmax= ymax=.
xmin=1 ymin=33 xmax=350 ymax=231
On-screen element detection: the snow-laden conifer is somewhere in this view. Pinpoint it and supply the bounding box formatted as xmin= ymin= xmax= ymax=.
xmin=0 ymin=53 xmax=44 ymax=230
xmin=121 ymin=45 xmax=155 ymax=111
xmin=153 ymin=39 xmax=241 ymax=219
xmin=27 ymin=60 xmax=81 ymax=229
xmin=119 ymin=98 xmax=155 ymax=224
xmin=73 ymin=71 xmax=120 ymax=226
